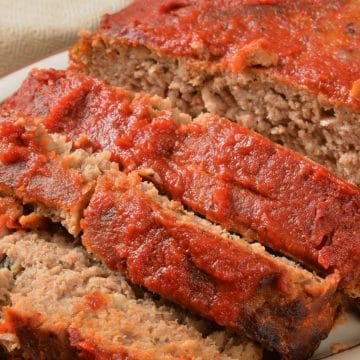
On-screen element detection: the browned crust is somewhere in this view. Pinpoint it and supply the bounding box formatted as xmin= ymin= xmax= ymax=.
xmin=1 ymin=307 xmax=209 ymax=360
xmin=1 ymin=308 xmax=79 ymax=360
xmin=1 ymin=308 xmax=133 ymax=360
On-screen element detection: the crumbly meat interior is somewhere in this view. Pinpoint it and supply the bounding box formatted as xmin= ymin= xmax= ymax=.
xmin=71 ymin=38 xmax=360 ymax=185
xmin=0 ymin=231 xmax=260 ymax=360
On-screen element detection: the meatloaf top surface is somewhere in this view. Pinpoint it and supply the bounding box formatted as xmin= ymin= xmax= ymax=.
xmin=3 ymin=69 xmax=360 ymax=298
xmin=98 ymin=0 xmax=360 ymax=110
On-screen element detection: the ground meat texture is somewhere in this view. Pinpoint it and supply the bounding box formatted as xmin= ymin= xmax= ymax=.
xmin=69 ymin=0 xmax=360 ymax=185
xmin=2 ymin=69 xmax=360 ymax=299
xmin=81 ymin=171 xmax=339 ymax=360
xmin=0 ymin=231 xmax=261 ymax=360
xmin=0 ymin=119 xmax=117 ymax=236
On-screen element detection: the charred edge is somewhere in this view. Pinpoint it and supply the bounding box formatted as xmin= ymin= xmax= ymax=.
xmin=5 ymin=311 xmax=79 ymax=360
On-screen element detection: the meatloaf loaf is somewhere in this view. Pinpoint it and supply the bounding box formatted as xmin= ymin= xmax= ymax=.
xmin=2 ymin=69 xmax=360 ymax=300
xmin=0 ymin=116 xmax=339 ymax=359
xmin=70 ymin=0 xmax=360 ymax=185
xmin=0 ymin=231 xmax=261 ymax=360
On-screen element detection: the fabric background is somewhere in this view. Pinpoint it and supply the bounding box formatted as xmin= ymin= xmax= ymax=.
xmin=0 ymin=0 xmax=132 ymax=76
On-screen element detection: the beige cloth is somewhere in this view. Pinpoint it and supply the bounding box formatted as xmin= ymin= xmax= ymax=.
xmin=0 ymin=0 xmax=132 ymax=76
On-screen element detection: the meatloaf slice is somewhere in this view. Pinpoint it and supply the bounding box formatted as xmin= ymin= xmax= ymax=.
xmin=82 ymin=170 xmax=339 ymax=360
xmin=0 ymin=119 xmax=117 ymax=235
xmin=70 ymin=0 xmax=360 ymax=184
xmin=0 ymin=136 xmax=340 ymax=358
xmin=0 ymin=231 xmax=260 ymax=360
xmin=0 ymin=103 xmax=341 ymax=356
xmin=3 ymin=69 xmax=360 ymax=299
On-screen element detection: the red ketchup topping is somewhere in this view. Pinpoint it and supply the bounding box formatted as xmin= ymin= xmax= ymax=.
xmin=100 ymin=0 xmax=360 ymax=109
xmin=0 ymin=120 xmax=90 ymax=214
xmin=81 ymin=172 xmax=340 ymax=358
xmin=3 ymin=69 xmax=360 ymax=293
xmin=82 ymin=172 xmax=285 ymax=329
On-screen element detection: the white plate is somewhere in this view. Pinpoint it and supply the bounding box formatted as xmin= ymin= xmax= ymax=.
xmin=0 ymin=51 xmax=359 ymax=360
xmin=0 ymin=51 xmax=68 ymax=99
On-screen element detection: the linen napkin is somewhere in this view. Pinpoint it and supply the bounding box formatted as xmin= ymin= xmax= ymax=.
xmin=0 ymin=0 xmax=132 ymax=76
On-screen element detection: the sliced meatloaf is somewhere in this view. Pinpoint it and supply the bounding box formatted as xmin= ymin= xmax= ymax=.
xmin=0 ymin=118 xmax=117 ymax=236
xmin=0 ymin=111 xmax=340 ymax=358
xmin=2 ymin=69 xmax=360 ymax=299
xmin=70 ymin=0 xmax=360 ymax=185
xmin=0 ymin=231 xmax=261 ymax=360
xmin=82 ymin=171 xmax=339 ymax=360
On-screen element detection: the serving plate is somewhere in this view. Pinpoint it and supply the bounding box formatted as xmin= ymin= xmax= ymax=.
xmin=0 ymin=51 xmax=359 ymax=360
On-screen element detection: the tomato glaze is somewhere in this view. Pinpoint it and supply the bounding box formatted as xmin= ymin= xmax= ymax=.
xmin=101 ymin=0 xmax=360 ymax=108
xmin=4 ymin=70 xmax=360 ymax=292
xmin=0 ymin=120 xmax=90 ymax=213
xmin=82 ymin=172 xmax=286 ymax=329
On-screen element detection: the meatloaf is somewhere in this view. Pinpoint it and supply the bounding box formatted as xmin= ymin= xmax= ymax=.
xmin=0 ymin=113 xmax=340 ymax=359
xmin=82 ymin=170 xmax=339 ymax=360
xmin=2 ymin=69 xmax=360 ymax=299
xmin=0 ymin=231 xmax=261 ymax=360
xmin=0 ymin=118 xmax=117 ymax=236
xmin=70 ymin=0 xmax=360 ymax=185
